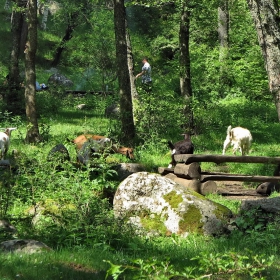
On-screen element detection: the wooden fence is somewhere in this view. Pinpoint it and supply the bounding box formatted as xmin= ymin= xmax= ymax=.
xmin=158 ymin=155 xmax=280 ymax=195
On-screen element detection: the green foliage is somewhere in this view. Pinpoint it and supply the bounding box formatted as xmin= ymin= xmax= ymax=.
xmin=105 ymin=250 xmax=275 ymax=279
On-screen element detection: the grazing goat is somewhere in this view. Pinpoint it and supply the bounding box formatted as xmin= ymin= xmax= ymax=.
xmin=111 ymin=145 xmax=134 ymax=160
xmin=168 ymin=134 xmax=194 ymax=168
xmin=222 ymin=125 xmax=252 ymax=156
xmin=71 ymin=134 xmax=111 ymax=150
xmin=0 ymin=127 xmax=17 ymax=160
xmin=71 ymin=134 xmax=134 ymax=160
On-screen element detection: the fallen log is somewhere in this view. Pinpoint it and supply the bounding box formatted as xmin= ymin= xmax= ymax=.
xmin=174 ymin=163 xmax=201 ymax=179
xmin=200 ymin=181 xmax=218 ymax=195
xmin=165 ymin=173 xmax=201 ymax=193
xmin=174 ymin=154 xmax=280 ymax=165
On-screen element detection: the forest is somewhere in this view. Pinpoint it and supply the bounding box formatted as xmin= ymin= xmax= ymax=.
xmin=0 ymin=0 xmax=280 ymax=279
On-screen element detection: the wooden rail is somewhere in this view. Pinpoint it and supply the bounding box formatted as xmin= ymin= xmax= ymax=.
xmin=158 ymin=154 xmax=280 ymax=195
xmin=65 ymin=90 xmax=114 ymax=97
xmin=174 ymin=154 xmax=280 ymax=164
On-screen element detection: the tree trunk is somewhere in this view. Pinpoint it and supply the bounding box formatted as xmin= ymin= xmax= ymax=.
xmin=40 ymin=0 xmax=49 ymax=30
xmin=114 ymin=0 xmax=135 ymax=144
xmin=25 ymin=0 xmax=41 ymax=143
xmin=51 ymin=13 xmax=78 ymax=67
xmin=126 ymin=20 xmax=138 ymax=100
xmin=218 ymin=0 xmax=229 ymax=96
xmin=218 ymin=0 xmax=229 ymax=60
xmin=6 ymin=0 xmax=27 ymax=113
xmin=247 ymin=0 xmax=280 ymax=121
xmin=179 ymin=1 xmax=194 ymax=133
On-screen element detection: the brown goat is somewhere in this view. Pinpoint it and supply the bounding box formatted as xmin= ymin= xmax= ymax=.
xmin=72 ymin=134 xmax=111 ymax=150
xmin=71 ymin=134 xmax=134 ymax=160
xmin=111 ymin=145 xmax=134 ymax=159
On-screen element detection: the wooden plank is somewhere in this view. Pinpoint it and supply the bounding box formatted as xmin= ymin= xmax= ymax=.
xmin=65 ymin=90 xmax=113 ymax=96
xmin=201 ymin=174 xmax=280 ymax=183
xmin=174 ymin=154 xmax=280 ymax=164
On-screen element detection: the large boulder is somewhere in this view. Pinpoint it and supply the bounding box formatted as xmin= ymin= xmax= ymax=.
xmin=113 ymin=172 xmax=232 ymax=236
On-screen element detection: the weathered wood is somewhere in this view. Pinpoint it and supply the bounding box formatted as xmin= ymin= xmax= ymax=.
xmin=165 ymin=173 xmax=201 ymax=193
xmin=217 ymin=188 xmax=261 ymax=196
xmin=174 ymin=163 xmax=201 ymax=179
xmin=65 ymin=90 xmax=113 ymax=96
xmin=158 ymin=167 xmax=175 ymax=176
xmin=174 ymin=154 xmax=280 ymax=165
xmin=200 ymin=181 xmax=217 ymax=195
xmin=201 ymin=174 xmax=280 ymax=183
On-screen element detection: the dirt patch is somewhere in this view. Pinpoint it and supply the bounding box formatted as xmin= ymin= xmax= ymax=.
xmin=216 ymin=181 xmax=268 ymax=201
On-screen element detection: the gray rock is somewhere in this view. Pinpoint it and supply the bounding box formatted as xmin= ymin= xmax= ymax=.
xmin=0 ymin=220 xmax=17 ymax=233
xmin=241 ymin=197 xmax=280 ymax=213
xmin=113 ymin=172 xmax=232 ymax=236
xmin=0 ymin=239 xmax=52 ymax=254
xmin=256 ymin=182 xmax=280 ymax=195
xmin=113 ymin=163 xmax=146 ymax=181
xmin=105 ymin=104 xmax=120 ymax=118
xmin=48 ymin=73 xmax=73 ymax=88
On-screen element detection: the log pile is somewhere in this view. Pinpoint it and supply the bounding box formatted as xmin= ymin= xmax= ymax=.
xmin=158 ymin=154 xmax=280 ymax=196
xmin=158 ymin=162 xmax=217 ymax=195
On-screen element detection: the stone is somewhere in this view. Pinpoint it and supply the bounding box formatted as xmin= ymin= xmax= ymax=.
xmin=0 ymin=239 xmax=52 ymax=254
xmin=47 ymin=144 xmax=70 ymax=163
xmin=241 ymin=197 xmax=280 ymax=213
xmin=0 ymin=220 xmax=17 ymax=233
xmin=112 ymin=163 xmax=146 ymax=181
xmin=113 ymin=172 xmax=232 ymax=237
xmin=48 ymin=73 xmax=73 ymax=88
xmin=105 ymin=104 xmax=120 ymax=118
xmin=256 ymin=182 xmax=280 ymax=195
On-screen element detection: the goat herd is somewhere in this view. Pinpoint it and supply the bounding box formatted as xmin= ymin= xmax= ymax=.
xmin=0 ymin=125 xmax=252 ymax=166
xmin=167 ymin=125 xmax=253 ymax=168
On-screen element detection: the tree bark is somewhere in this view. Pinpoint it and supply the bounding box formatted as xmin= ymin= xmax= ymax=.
xmin=126 ymin=20 xmax=138 ymax=100
xmin=114 ymin=0 xmax=135 ymax=144
xmin=51 ymin=12 xmax=78 ymax=67
xmin=6 ymin=0 xmax=27 ymax=113
xmin=247 ymin=0 xmax=280 ymax=121
xmin=218 ymin=0 xmax=229 ymax=60
xmin=179 ymin=1 xmax=194 ymax=132
xmin=24 ymin=0 xmax=41 ymax=143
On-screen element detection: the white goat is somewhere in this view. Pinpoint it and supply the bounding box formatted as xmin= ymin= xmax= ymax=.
xmin=222 ymin=125 xmax=252 ymax=156
xmin=0 ymin=127 xmax=17 ymax=160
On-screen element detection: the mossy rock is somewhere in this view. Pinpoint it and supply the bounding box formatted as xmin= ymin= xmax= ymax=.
xmin=114 ymin=172 xmax=232 ymax=236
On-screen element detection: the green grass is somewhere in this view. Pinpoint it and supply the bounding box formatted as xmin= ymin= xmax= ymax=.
xmin=1 ymin=3 xmax=280 ymax=279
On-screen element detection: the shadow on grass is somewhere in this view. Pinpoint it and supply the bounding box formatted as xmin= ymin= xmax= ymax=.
xmin=0 ymin=255 xmax=110 ymax=280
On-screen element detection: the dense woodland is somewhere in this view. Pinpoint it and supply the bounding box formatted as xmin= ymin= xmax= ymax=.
xmin=1 ymin=0 xmax=280 ymax=279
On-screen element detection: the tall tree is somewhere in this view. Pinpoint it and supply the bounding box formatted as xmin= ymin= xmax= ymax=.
xmin=247 ymin=0 xmax=280 ymax=121
xmin=6 ymin=0 xmax=27 ymax=113
xmin=218 ymin=0 xmax=229 ymax=61
xmin=218 ymin=0 xmax=229 ymax=96
xmin=114 ymin=0 xmax=135 ymax=143
xmin=51 ymin=12 xmax=78 ymax=67
xmin=179 ymin=1 xmax=193 ymax=132
xmin=24 ymin=0 xmax=41 ymax=143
